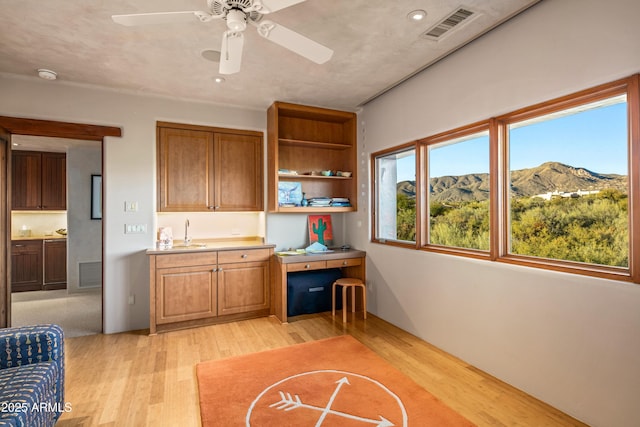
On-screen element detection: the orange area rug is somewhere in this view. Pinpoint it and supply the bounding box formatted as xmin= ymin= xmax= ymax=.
xmin=196 ymin=335 xmax=475 ymax=426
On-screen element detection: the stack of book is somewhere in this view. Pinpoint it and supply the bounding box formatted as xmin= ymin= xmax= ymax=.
xmin=308 ymin=197 xmax=332 ymax=207
xmin=331 ymin=197 xmax=351 ymax=207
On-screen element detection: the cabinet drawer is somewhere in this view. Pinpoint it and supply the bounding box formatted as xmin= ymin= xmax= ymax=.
xmin=155 ymin=252 xmax=217 ymax=269
xmin=287 ymin=261 xmax=327 ymax=272
xmin=218 ymin=248 xmax=271 ymax=264
xmin=12 ymin=240 xmax=43 ymax=253
xmin=327 ymin=258 xmax=362 ymax=269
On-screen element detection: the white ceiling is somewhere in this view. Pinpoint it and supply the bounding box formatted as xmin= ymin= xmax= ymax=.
xmin=0 ymin=0 xmax=540 ymax=112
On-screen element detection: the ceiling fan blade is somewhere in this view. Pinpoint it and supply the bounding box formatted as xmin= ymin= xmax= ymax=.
xmin=257 ymin=20 xmax=333 ymax=64
xmin=253 ymin=0 xmax=306 ymax=14
xmin=112 ymin=11 xmax=200 ymax=26
xmin=219 ymin=31 xmax=244 ymax=75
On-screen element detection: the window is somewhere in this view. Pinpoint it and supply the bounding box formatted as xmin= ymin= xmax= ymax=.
xmin=371 ymin=74 xmax=640 ymax=282
xmin=372 ymin=145 xmax=416 ymax=244
xmin=506 ymin=95 xmax=629 ymax=268
xmin=427 ymin=129 xmax=490 ymax=251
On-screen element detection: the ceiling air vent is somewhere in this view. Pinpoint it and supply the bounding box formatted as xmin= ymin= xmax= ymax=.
xmin=422 ymin=7 xmax=476 ymax=41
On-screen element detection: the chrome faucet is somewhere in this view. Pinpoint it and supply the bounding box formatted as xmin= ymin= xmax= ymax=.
xmin=184 ymin=218 xmax=192 ymax=246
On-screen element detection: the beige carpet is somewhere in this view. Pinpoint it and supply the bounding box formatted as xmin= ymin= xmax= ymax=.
xmin=11 ymin=288 xmax=102 ymax=337
xmin=197 ymin=335 xmax=475 ymax=426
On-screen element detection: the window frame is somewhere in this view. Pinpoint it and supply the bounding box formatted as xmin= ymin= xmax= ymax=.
xmin=418 ymin=121 xmax=494 ymax=260
xmin=495 ymin=76 xmax=639 ymax=282
xmin=371 ymin=142 xmax=420 ymax=249
xmin=370 ymin=74 xmax=640 ymax=283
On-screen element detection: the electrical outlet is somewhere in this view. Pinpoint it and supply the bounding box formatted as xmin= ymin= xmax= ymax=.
xmin=128 ymin=294 xmax=135 ymax=305
xmin=367 ymin=280 xmax=374 ymax=292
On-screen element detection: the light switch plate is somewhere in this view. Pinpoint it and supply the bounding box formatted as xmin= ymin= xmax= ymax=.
xmin=125 ymin=224 xmax=147 ymax=234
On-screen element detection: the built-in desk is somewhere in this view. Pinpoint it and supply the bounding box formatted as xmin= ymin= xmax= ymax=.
xmin=271 ymin=249 xmax=366 ymax=323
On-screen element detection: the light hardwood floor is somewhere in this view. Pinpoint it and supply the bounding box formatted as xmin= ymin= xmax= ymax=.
xmin=57 ymin=313 xmax=587 ymax=426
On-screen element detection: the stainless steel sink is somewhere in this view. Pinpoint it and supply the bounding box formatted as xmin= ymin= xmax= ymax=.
xmin=171 ymin=243 xmax=207 ymax=249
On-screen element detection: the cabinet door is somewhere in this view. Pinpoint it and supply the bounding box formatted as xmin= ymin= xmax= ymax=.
xmin=12 ymin=151 xmax=42 ymax=210
xmin=217 ymin=261 xmax=269 ymax=316
xmin=11 ymin=240 xmax=43 ymax=292
xmin=44 ymin=239 xmax=67 ymax=286
xmin=155 ymin=265 xmax=217 ymax=324
xmin=157 ymin=127 xmax=215 ymax=211
xmin=41 ymin=153 xmax=66 ymax=210
xmin=214 ymin=133 xmax=263 ymax=211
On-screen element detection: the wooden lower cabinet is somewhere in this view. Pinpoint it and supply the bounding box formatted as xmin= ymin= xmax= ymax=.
xmin=11 ymin=240 xmax=43 ymax=292
xmin=43 ymin=239 xmax=67 ymax=289
xmin=218 ymin=261 xmax=270 ymax=316
xmin=12 ymin=238 xmax=67 ymax=292
xmin=155 ymin=265 xmax=217 ymax=325
xmin=149 ymin=246 xmax=273 ymax=334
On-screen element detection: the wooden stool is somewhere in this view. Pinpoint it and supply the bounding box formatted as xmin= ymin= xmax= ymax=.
xmin=332 ymin=278 xmax=367 ymax=323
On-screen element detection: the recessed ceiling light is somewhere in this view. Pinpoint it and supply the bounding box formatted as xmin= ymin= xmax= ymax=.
xmin=37 ymin=68 xmax=57 ymax=80
xmin=407 ymin=9 xmax=427 ymax=22
xmin=201 ymin=49 xmax=221 ymax=62
xmin=214 ymin=76 xmax=226 ymax=84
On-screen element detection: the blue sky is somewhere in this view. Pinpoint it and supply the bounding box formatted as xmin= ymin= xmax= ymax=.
xmin=397 ymin=99 xmax=628 ymax=182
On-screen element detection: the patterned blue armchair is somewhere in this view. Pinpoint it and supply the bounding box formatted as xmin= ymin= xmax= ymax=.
xmin=0 ymin=324 xmax=65 ymax=427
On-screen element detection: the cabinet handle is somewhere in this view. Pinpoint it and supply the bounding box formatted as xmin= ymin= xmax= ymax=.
xmin=305 ymin=264 xmax=310 ymax=269
xmin=218 ymin=267 xmax=223 ymax=272
xmin=241 ymin=254 xmax=248 ymax=259
xmin=208 ymin=206 xmax=215 ymax=210
xmin=343 ymin=261 xmax=348 ymax=266
xmin=214 ymin=206 xmax=220 ymax=209
xmin=14 ymin=244 xmax=25 ymax=247
xmin=212 ymin=268 xmax=217 ymax=272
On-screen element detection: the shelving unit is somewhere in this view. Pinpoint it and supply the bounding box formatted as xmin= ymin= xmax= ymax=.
xmin=267 ymin=102 xmax=357 ymax=213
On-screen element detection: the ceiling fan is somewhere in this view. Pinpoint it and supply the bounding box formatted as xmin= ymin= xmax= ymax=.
xmin=112 ymin=0 xmax=333 ymax=75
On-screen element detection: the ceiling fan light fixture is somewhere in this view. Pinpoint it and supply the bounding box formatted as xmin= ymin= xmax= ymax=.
xmin=407 ymin=9 xmax=427 ymax=22
xmin=214 ymin=76 xmax=226 ymax=83
xmin=37 ymin=68 xmax=57 ymax=80
xmin=225 ymin=8 xmax=247 ymax=32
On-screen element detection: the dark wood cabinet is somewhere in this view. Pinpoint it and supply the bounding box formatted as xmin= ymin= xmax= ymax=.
xmin=157 ymin=122 xmax=263 ymax=212
xmin=11 ymin=240 xmax=43 ymax=292
xmin=44 ymin=239 xmax=67 ymax=289
xmin=12 ymin=151 xmax=66 ymax=210
xmin=11 ymin=238 xmax=67 ymax=292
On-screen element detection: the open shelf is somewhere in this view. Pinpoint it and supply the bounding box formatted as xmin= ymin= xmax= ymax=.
xmin=268 ymin=102 xmax=357 ymax=213
xmin=278 ymin=174 xmax=352 ymax=180
xmin=278 ymin=138 xmax=352 ymax=150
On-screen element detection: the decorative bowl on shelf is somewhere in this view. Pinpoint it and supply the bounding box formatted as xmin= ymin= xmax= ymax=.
xmin=321 ymin=170 xmax=333 ymax=176
xmin=337 ymin=171 xmax=352 ymax=177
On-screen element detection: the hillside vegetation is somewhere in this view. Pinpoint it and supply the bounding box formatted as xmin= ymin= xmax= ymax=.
xmin=395 ymin=162 xmax=628 ymax=267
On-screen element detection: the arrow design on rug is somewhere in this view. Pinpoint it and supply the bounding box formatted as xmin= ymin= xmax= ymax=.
xmin=269 ymin=377 xmax=395 ymax=426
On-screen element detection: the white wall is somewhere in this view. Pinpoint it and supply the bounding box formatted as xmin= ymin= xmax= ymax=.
xmin=67 ymin=145 xmax=102 ymax=292
xmin=0 ymin=77 xmax=269 ymax=333
xmin=351 ymin=0 xmax=640 ymax=426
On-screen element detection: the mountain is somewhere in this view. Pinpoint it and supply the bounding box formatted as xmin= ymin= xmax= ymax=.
xmin=397 ymin=162 xmax=627 ymax=202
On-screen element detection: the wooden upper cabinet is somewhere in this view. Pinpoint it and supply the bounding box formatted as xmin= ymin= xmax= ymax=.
xmin=158 ymin=127 xmax=214 ymax=211
xmin=214 ymin=132 xmax=263 ymax=212
xmin=267 ymin=102 xmax=357 ymax=213
xmin=157 ymin=122 xmax=264 ymax=212
xmin=41 ymin=152 xmax=67 ymax=210
xmin=12 ymin=151 xmax=66 ymax=210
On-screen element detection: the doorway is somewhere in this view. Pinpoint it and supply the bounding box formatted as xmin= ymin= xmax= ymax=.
xmin=10 ymin=135 xmax=102 ymax=337
xmin=0 ymin=115 xmax=121 ymax=333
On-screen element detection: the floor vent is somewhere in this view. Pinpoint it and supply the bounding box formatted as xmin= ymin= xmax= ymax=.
xmin=422 ymin=7 xmax=476 ymax=40
xmin=79 ymin=261 xmax=102 ymax=288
